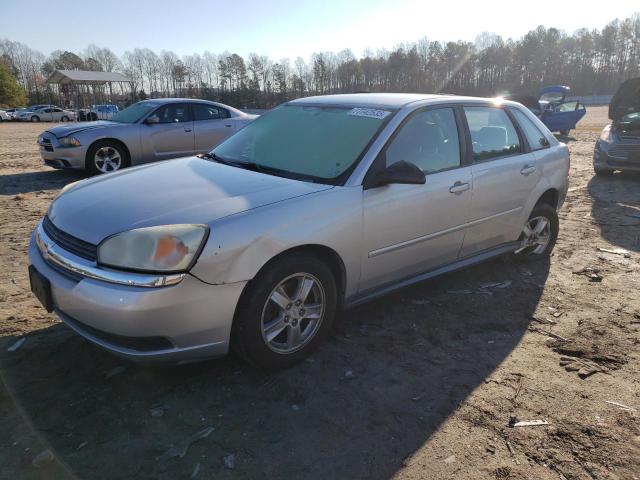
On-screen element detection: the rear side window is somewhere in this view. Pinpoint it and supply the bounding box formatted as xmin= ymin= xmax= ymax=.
xmin=385 ymin=108 xmax=460 ymax=174
xmin=511 ymin=108 xmax=549 ymax=151
xmin=193 ymin=104 xmax=230 ymax=121
xmin=464 ymin=107 xmax=521 ymax=161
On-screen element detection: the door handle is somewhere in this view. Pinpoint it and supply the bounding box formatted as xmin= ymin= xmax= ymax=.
xmin=184 ymin=128 xmax=192 ymax=132
xmin=449 ymin=181 xmax=470 ymax=194
xmin=520 ymin=165 xmax=536 ymax=175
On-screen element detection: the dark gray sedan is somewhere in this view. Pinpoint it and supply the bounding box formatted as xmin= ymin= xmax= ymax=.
xmin=37 ymin=99 xmax=257 ymax=174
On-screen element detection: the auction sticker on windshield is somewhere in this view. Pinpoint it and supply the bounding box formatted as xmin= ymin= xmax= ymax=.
xmin=348 ymin=107 xmax=391 ymax=119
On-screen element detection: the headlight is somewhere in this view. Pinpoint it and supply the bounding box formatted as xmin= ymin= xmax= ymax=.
xmin=599 ymin=124 xmax=613 ymax=142
xmin=59 ymin=136 xmax=81 ymax=147
xmin=98 ymin=224 xmax=209 ymax=273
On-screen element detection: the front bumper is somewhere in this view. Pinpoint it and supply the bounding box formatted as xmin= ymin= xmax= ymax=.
xmin=28 ymin=223 xmax=246 ymax=364
xmin=594 ymin=137 xmax=640 ymax=172
xmin=38 ymin=132 xmax=88 ymax=169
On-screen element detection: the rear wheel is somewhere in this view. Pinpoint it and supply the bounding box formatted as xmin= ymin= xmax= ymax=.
xmin=31 ymin=116 xmax=40 ymax=122
xmin=514 ymin=203 xmax=559 ymax=260
xmin=233 ymin=253 xmax=338 ymax=369
xmin=86 ymin=140 xmax=128 ymax=175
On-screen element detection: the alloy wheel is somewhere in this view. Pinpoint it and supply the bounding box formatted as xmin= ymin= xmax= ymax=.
xmin=515 ymin=216 xmax=551 ymax=255
xmin=261 ymin=273 xmax=325 ymax=354
xmin=94 ymin=146 xmax=122 ymax=173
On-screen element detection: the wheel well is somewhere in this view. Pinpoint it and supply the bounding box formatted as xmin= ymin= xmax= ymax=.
xmin=253 ymin=245 xmax=347 ymax=304
xmin=86 ymin=138 xmax=131 ymax=166
xmin=536 ymin=188 xmax=559 ymax=210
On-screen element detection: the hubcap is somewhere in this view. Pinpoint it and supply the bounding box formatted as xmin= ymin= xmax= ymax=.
xmin=261 ymin=273 xmax=325 ymax=354
xmin=515 ymin=216 xmax=551 ymax=255
xmin=94 ymin=146 xmax=122 ymax=173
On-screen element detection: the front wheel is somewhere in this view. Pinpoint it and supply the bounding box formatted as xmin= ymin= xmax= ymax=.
xmin=31 ymin=116 xmax=40 ymax=122
xmin=86 ymin=140 xmax=127 ymax=174
xmin=514 ymin=203 xmax=559 ymax=260
xmin=60 ymin=116 xmax=69 ymax=122
xmin=233 ymin=253 xmax=338 ymax=369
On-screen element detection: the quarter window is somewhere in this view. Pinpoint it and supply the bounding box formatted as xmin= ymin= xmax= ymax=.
xmin=511 ymin=108 xmax=549 ymax=151
xmin=193 ymin=104 xmax=230 ymax=121
xmin=155 ymin=104 xmax=191 ymax=123
xmin=464 ymin=107 xmax=521 ymax=161
xmin=385 ymin=108 xmax=461 ymax=173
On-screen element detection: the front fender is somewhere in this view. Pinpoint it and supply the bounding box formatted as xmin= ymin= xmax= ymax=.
xmin=190 ymin=187 xmax=363 ymax=299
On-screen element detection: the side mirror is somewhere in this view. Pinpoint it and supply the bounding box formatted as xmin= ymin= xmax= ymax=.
xmin=370 ymin=160 xmax=426 ymax=188
xmin=144 ymin=115 xmax=159 ymax=125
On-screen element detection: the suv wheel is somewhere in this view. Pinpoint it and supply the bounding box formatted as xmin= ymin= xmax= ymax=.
xmin=514 ymin=203 xmax=559 ymax=259
xmin=233 ymin=253 xmax=338 ymax=369
xmin=86 ymin=140 xmax=127 ymax=174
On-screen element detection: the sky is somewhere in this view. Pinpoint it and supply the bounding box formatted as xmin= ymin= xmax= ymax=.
xmin=1 ymin=0 xmax=638 ymax=60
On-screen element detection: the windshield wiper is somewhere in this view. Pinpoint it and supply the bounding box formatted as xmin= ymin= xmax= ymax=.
xmin=200 ymin=153 xmax=317 ymax=183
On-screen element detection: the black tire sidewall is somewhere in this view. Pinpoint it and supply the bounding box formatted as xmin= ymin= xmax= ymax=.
xmin=233 ymin=253 xmax=338 ymax=369
xmin=85 ymin=140 xmax=127 ymax=175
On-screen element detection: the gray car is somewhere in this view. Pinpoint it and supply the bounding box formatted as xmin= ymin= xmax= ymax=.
xmin=37 ymin=98 xmax=257 ymax=174
xmin=28 ymin=93 xmax=569 ymax=369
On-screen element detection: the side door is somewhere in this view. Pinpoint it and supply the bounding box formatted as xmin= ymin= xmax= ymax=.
xmin=41 ymin=108 xmax=54 ymax=121
xmin=50 ymin=108 xmax=63 ymax=121
xmin=192 ymin=104 xmax=234 ymax=153
xmin=360 ymin=106 xmax=472 ymax=292
xmin=140 ymin=103 xmax=195 ymax=161
xmin=459 ymin=105 xmax=542 ymax=257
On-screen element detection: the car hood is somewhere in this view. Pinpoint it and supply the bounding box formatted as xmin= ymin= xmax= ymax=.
xmin=609 ymin=77 xmax=640 ymax=121
xmin=48 ymin=157 xmax=333 ymax=245
xmin=46 ymin=120 xmax=121 ymax=138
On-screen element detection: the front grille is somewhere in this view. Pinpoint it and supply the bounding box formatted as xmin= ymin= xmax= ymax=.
xmin=63 ymin=313 xmax=174 ymax=352
xmin=43 ymin=216 xmax=98 ymax=261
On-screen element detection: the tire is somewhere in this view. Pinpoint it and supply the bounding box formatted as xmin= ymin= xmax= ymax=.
xmin=88 ymin=112 xmax=98 ymax=121
xmin=31 ymin=116 xmax=40 ymax=122
xmin=86 ymin=140 xmax=128 ymax=175
xmin=559 ymin=129 xmax=570 ymax=136
xmin=61 ymin=116 xmax=69 ymax=122
xmin=232 ymin=253 xmax=338 ymax=369
xmin=594 ymin=165 xmax=613 ymax=176
xmin=514 ymin=203 xmax=559 ymax=260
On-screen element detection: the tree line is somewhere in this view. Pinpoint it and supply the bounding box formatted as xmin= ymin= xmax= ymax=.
xmin=1 ymin=13 xmax=639 ymax=109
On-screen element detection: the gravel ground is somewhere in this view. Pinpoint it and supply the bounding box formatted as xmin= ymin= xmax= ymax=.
xmin=0 ymin=108 xmax=639 ymax=479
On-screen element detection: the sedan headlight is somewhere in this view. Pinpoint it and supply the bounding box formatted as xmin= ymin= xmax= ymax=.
xmin=59 ymin=136 xmax=81 ymax=147
xmin=98 ymin=224 xmax=209 ymax=273
xmin=599 ymin=124 xmax=613 ymax=142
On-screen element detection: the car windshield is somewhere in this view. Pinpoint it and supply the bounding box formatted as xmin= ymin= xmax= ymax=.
xmin=110 ymin=102 xmax=157 ymax=123
xmin=211 ymin=104 xmax=393 ymax=182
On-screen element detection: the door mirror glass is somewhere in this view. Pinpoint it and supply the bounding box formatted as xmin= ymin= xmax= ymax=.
xmin=371 ymin=160 xmax=426 ymax=187
xmin=144 ymin=114 xmax=160 ymax=125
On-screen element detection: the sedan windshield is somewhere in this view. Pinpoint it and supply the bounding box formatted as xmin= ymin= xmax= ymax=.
xmin=110 ymin=102 xmax=157 ymax=123
xmin=211 ymin=105 xmax=393 ymax=182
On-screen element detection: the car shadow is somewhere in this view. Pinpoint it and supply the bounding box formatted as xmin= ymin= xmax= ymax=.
xmin=1 ymin=256 xmax=549 ymax=479
xmin=588 ymin=171 xmax=640 ymax=252
xmin=0 ymin=170 xmax=86 ymax=195
xmin=555 ymin=133 xmax=577 ymax=143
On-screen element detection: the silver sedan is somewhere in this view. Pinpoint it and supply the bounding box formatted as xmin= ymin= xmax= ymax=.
xmin=28 ymin=93 xmax=569 ymax=369
xmin=37 ymin=99 xmax=256 ymax=174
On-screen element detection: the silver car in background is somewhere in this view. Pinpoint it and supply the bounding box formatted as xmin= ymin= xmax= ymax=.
xmin=19 ymin=106 xmax=75 ymax=122
xmin=37 ymin=98 xmax=257 ymax=174
xmin=28 ymin=93 xmax=569 ymax=369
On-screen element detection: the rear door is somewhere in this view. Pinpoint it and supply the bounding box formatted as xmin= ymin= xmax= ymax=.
xmin=360 ymin=106 xmax=472 ymax=292
xmin=459 ymin=105 xmax=541 ymax=257
xmin=141 ymin=103 xmax=195 ymax=161
xmin=192 ymin=103 xmax=233 ymax=153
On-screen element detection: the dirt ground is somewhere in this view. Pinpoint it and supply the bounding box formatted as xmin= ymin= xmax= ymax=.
xmin=0 ymin=108 xmax=638 ymax=480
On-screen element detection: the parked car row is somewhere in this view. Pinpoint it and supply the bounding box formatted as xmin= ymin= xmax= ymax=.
xmin=28 ymin=92 xmax=571 ymax=369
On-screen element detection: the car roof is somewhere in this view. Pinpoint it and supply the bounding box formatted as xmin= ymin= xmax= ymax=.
xmin=287 ymin=93 xmax=506 ymax=109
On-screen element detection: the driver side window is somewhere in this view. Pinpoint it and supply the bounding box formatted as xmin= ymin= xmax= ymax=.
xmin=155 ymin=103 xmax=192 ymax=123
xmin=384 ymin=108 xmax=461 ymax=174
